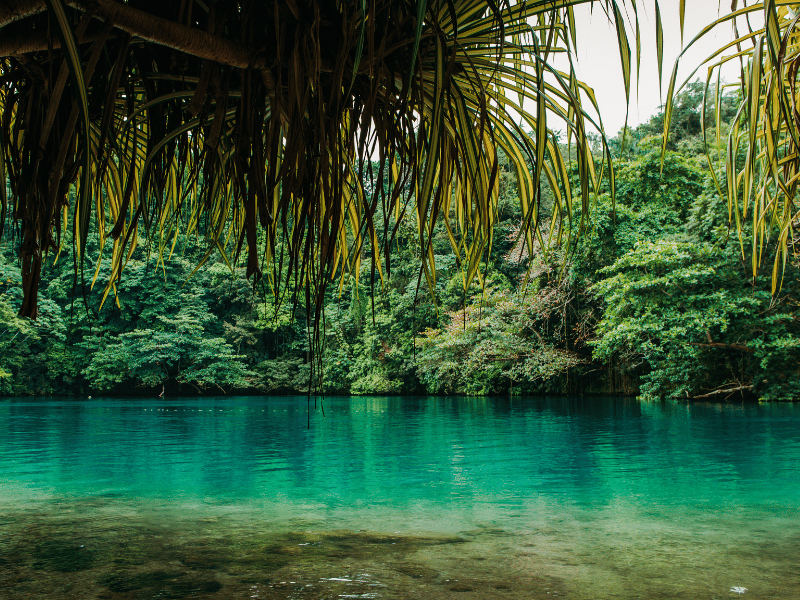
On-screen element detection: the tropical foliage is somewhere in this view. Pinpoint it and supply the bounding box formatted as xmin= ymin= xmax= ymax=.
xmin=1 ymin=2 xmax=799 ymax=401
xmin=666 ymin=2 xmax=800 ymax=291
xmin=0 ymin=0 xmax=649 ymax=324
xmin=592 ymin=239 xmax=799 ymax=401
xmin=1 ymin=81 xmax=797 ymax=400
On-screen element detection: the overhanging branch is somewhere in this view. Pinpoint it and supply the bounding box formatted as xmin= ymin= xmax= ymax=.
xmin=0 ymin=0 xmax=47 ymax=29
xmin=77 ymin=0 xmax=266 ymax=70
xmin=0 ymin=0 xmax=274 ymax=88
xmin=0 ymin=23 xmax=111 ymax=56
xmin=688 ymin=342 xmax=754 ymax=353
xmin=692 ymin=385 xmax=753 ymax=399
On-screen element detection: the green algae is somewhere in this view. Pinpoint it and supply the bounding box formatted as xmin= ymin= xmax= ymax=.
xmin=1 ymin=497 xmax=798 ymax=600
xmin=0 ymin=504 xmax=528 ymax=599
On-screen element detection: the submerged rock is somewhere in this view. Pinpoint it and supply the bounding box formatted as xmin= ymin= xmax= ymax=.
xmin=100 ymin=570 xmax=185 ymax=593
xmin=32 ymin=540 xmax=94 ymax=572
xmin=393 ymin=563 xmax=439 ymax=580
xmin=730 ymin=586 xmax=748 ymax=595
xmin=99 ymin=569 xmax=222 ymax=597
xmin=449 ymin=582 xmax=475 ymax=592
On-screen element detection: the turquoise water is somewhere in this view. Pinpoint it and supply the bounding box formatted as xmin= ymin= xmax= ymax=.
xmin=1 ymin=396 xmax=798 ymax=599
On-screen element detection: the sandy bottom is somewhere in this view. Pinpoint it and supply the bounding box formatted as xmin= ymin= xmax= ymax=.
xmin=1 ymin=496 xmax=798 ymax=600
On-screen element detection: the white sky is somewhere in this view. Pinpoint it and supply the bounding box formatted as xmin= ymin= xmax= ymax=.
xmin=569 ymin=1 xmax=745 ymax=136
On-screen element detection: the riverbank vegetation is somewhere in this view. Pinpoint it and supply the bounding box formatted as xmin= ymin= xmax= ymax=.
xmin=2 ymin=82 xmax=797 ymax=400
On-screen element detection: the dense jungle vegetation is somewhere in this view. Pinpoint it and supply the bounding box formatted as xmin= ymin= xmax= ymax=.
xmin=1 ymin=83 xmax=798 ymax=401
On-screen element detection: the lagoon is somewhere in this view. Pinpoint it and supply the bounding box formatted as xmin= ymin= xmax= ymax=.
xmin=1 ymin=396 xmax=798 ymax=599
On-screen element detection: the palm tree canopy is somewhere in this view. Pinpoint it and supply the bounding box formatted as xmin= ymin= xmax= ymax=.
xmin=0 ymin=0 xmax=670 ymax=320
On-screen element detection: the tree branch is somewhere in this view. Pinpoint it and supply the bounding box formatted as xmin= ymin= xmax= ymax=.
xmin=692 ymin=384 xmax=753 ymax=399
xmin=688 ymin=342 xmax=754 ymax=353
xmin=0 ymin=0 xmax=275 ymax=89
xmin=0 ymin=0 xmax=46 ymax=30
xmin=76 ymin=0 xmax=266 ymax=70
xmin=0 ymin=23 xmax=111 ymax=57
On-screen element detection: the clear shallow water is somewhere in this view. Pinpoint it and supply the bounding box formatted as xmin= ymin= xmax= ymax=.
xmin=0 ymin=395 xmax=798 ymax=599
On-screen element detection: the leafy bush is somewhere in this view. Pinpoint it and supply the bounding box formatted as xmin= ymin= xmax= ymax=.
xmin=591 ymin=240 xmax=799 ymax=400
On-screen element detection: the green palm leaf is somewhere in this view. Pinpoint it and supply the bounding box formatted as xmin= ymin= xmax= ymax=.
xmin=665 ymin=2 xmax=800 ymax=292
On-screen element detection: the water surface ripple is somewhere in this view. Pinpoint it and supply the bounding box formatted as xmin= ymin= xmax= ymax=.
xmin=0 ymin=396 xmax=798 ymax=599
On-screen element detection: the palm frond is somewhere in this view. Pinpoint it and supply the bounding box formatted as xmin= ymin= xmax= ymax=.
xmin=0 ymin=0 xmax=644 ymax=320
xmin=665 ymin=2 xmax=800 ymax=292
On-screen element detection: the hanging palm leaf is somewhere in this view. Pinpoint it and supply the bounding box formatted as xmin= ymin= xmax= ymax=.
xmin=664 ymin=2 xmax=800 ymax=293
xmin=0 ymin=0 xmax=646 ymax=323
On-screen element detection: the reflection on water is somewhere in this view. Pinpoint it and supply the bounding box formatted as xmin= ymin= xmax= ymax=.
xmin=0 ymin=396 xmax=799 ymax=599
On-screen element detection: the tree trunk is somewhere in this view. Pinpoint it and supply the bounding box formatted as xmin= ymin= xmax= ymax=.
xmin=0 ymin=0 xmax=277 ymax=88
xmin=73 ymin=0 xmax=268 ymax=72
